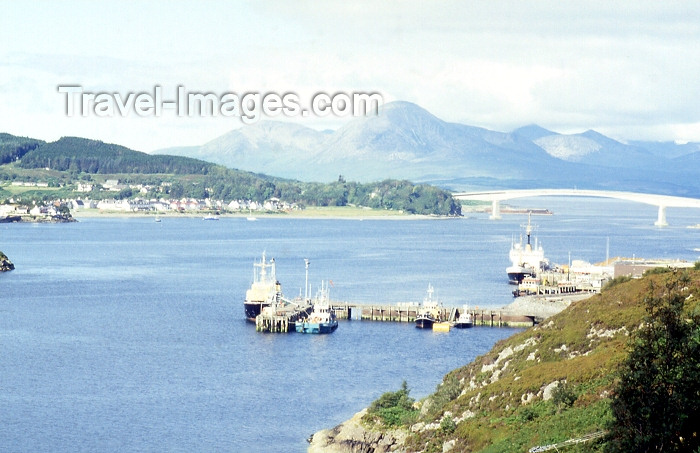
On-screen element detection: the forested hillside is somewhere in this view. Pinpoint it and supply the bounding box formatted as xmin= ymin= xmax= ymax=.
xmin=0 ymin=134 xmax=462 ymax=216
xmin=18 ymin=137 xmax=214 ymax=174
xmin=0 ymin=133 xmax=44 ymax=165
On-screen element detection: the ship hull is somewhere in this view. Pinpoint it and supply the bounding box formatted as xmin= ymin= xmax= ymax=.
xmin=507 ymin=266 xmax=536 ymax=285
xmin=415 ymin=316 xmax=436 ymax=329
xmin=454 ymin=321 xmax=473 ymax=328
xmin=244 ymin=301 xmax=270 ymax=323
xmin=295 ymin=321 xmax=338 ymax=334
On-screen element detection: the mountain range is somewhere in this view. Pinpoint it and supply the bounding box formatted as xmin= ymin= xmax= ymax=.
xmin=161 ymin=100 xmax=699 ymax=196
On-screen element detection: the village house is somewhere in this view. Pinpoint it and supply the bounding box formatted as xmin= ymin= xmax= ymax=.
xmin=76 ymin=183 xmax=93 ymax=192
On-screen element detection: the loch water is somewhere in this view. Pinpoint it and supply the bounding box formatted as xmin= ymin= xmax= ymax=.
xmin=1 ymin=197 xmax=698 ymax=452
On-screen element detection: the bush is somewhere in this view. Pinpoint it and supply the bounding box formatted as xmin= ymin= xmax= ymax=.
xmin=440 ymin=415 xmax=456 ymax=435
xmin=364 ymin=381 xmax=419 ymax=428
xmin=602 ymin=276 xmax=631 ymax=291
xmin=429 ymin=374 xmax=462 ymax=412
xmin=551 ymin=381 xmax=577 ymax=413
xmin=643 ymin=266 xmax=671 ymax=276
xmin=606 ymin=271 xmax=700 ymax=452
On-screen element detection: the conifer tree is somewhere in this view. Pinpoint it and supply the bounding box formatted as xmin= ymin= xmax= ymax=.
xmin=607 ymin=271 xmax=700 ymax=452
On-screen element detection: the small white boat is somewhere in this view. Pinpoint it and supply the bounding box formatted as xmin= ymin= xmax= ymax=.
xmin=454 ymin=305 xmax=473 ymax=328
xmin=203 ymin=214 xmax=219 ymax=220
xmin=247 ymin=217 xmax=257 ymax=221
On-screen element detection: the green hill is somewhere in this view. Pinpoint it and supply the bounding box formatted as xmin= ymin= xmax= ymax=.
xmin=18 ymin=136 xmax=214 ymax=174
xmin=0 ymin=133 xmax=462 ymax=216
xmin=0 ymin=132 xmax=44 ymax=165
xmin=311 ymin=268 xmax=700 ymax=452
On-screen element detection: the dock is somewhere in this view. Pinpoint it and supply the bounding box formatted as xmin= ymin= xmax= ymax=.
xmin=330 ymin=302 xmax=549 ymax=327
xmin=255 ymin=302 xmax=313 ymax=332
xmin=253 ymin=295 xmax=584 ymax=332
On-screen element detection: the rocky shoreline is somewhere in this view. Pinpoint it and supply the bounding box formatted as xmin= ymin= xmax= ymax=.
xmin=0 ymin=251 xmax=14 ymax=272
xmin=0 ymin=214 xmax=76 ymax=223
xmin=308 ymin=409 xmax=407 ymax=453
xmin=307 ymin=293 xmax=594 ymax=452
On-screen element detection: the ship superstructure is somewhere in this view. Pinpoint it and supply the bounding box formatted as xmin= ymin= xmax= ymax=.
xmin=244 ymin=252 xmax=280 ymax=322
xmin=506 ymin=214 xmax=550 ymax=284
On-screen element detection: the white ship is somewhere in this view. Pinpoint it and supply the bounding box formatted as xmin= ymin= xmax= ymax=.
xmin=506 ymin=214 xmax=550 ymax=284
xmin=244 ymin=252 xmax=280 ymax=322
xmin=415 ymin=284 xmax=441 ymax=329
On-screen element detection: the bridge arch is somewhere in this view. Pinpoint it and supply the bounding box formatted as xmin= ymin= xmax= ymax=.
xmin=453 ymin=189 xmax=700 ymax=226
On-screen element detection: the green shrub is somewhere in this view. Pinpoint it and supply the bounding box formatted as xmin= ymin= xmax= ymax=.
xmin=440 ymin=415 xmax=456 ymax=435
xmin=643 ymin=266 xmax=671 ymax=276
xmin=606 ymin=271 xmax=700 ymax=452
xmin=364 ymin=380 xmax=419 ymax=428
xmin=602 ymin=276 xmax=631 ymax=291
xmin=552 ymin=381 xmax=577 ymax=413
xmin=426 ymin=374 xmax=462 ymax=418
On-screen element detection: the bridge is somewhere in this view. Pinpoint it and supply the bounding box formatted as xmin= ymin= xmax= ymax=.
xmin=453 ymin=189 xmax=700 ymax=226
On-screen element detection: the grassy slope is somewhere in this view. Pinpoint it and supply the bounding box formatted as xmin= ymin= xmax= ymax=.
xmin=400 ymin=269 xmax=700 ymax=453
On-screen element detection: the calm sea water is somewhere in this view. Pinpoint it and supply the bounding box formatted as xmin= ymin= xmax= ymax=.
xmin=1 ymin=197 xmax=698 ymax=452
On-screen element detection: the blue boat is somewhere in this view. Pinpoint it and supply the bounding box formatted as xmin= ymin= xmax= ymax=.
xmin=296 ymin=282 xmax=338 ymax=334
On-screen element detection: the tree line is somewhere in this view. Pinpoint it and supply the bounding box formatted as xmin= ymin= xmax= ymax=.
xmin=1 ymin=134 xmax=462 ymax=216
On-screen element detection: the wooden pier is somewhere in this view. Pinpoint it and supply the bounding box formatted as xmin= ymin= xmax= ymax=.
xmin=255 ymin=303 xmax=313 ymax=333
xmin=330 ymin=303 xmax=542 ymax=327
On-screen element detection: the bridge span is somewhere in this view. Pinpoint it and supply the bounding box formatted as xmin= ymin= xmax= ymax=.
xmin=453 ymin=189 xmax=700 ymax=226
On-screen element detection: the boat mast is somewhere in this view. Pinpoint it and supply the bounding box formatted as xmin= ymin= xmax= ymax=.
xmin=525 ymin=212 xmax=532 ymax=251
xmin=304 ymin=259 xmax=310 ymax=302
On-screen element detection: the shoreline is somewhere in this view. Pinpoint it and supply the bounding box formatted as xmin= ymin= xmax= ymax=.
xmin=70 ymin=207 xmax=459 ymax=221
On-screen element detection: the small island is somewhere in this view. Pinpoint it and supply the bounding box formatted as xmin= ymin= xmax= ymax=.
xmin=0 ymin=251 xmax=14 ymax=271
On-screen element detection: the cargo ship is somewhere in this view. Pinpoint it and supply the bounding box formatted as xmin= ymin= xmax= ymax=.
xmin=506 ymin=214 xmax=550 ymax=284
xmin=244 ymin=252 xmax=281 ymax=322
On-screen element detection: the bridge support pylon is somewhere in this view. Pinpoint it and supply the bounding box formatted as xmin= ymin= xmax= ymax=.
xmin=654 ymin=205 xmax=668 ymax=227
xmin=489 ymin=200 xmax=501 ymax=220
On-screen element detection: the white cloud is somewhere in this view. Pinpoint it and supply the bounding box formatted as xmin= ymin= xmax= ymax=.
xmin=1 ymin=0 xmax=700 ymax=149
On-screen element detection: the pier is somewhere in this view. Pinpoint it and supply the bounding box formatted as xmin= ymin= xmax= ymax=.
xmin=255 ymin=302 xmax=313 ymax=332
xmin=330 ymin=302 xmax=547 ymax=327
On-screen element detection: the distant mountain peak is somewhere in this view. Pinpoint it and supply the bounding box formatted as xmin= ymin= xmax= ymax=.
xmin=149 ymin=100 xmax=699 ymax=195
xmin=534 ymin=134 xmax=602 ymax=161
xmin=511 ymin=124 xmax=556 ymax=141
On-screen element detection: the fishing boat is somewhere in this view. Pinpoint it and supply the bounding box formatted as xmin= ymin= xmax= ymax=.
xmin=506 ymin=213 xmax=550 ymax=284
xmin=296 ymin=281 xmax=338 ymax=334
xmin=454 ymin=305 xmax=474 ymax=328
xmin=415 ymin=284 xmax=441 ymax=329
xmin=244 ymin=252 xmax=281 ymax=322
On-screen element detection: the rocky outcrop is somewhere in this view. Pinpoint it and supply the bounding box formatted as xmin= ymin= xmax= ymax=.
xmin=0 ymin=252 xmax=14 ymax=271
xmin=308 ymin=409 xmax=407 ymax=453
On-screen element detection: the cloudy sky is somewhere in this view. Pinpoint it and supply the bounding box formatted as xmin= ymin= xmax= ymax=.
xmin=1 ymin=0 xmax=699 ymax=152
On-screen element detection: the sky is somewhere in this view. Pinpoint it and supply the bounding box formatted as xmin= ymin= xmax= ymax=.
xmin=1 ymin=0 xmax=700 ymax=152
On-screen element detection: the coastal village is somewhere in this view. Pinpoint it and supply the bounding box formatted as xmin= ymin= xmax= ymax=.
xmin=0 ymin=179 xmax=298 ymax=221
